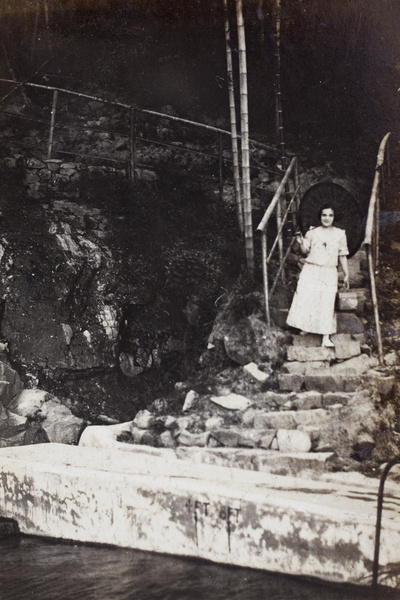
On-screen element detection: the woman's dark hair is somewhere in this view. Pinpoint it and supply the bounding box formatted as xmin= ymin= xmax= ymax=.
xmin=318 ymin=204 xmax=335 ymax=221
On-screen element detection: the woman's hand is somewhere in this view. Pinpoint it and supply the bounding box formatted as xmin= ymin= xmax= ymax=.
xmin=343 ymin=274 xmax=349 ymax=289
xmin=295 ymin=231 xmax=303 ymax=243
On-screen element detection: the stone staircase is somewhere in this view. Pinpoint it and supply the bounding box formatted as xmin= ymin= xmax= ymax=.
xmin=79 ymin=245 xmax=397 ymax=479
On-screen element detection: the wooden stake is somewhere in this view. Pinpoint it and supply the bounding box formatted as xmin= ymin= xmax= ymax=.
xmin=130 ymin=107 xmax=136 ymax=187
xmin=47 ymin=89 xmax=58 ymax=159
xmin=218 ymin=133 xmax=224 ymax=203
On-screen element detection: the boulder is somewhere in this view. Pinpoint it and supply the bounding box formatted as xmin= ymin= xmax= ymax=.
xmin=208 ymin=294 xmax=288 ymax=367
xmin=0 ymin=362 xmax=24 ymax=408
xmin=9 ymin=389 xmax=84 ymax=445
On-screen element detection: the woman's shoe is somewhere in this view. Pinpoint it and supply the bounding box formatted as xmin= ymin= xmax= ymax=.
xmin=322 ymin=335 xmax=334 ymax=348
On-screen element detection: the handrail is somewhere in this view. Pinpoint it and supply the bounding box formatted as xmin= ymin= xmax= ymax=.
xmin=364 ymin=132 xmax=391 ymax=245
xmin=372 ymin=454 xmax=400 ymax=590
xmin=256 ymin=156 xmax=300 ymax=325
xmin=363 ymin=132 xmax=391 ymax=365
xmin=0 ymin=78 xmax=280 ymax=154
xmin=257 ymin=156 xmax=297 ymax=232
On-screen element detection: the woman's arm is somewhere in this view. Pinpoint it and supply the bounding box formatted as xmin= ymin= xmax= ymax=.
xmin=339 ymin=255 xmax=349 ymax=289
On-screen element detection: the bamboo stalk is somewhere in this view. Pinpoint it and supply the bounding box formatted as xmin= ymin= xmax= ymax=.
xmin=47 ymin=89 xmax=58 ymax=159
xmin=236 ymin=0 xmax=254 ymax=277
xmin=274 ymin=0 xmax=286 ymax=170
xmin=223 ymin=0 xmax=243 ymax=232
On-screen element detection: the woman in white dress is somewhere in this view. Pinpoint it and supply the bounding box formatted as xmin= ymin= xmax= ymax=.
xmin=286 ymin=205 xmax=349 ymax=347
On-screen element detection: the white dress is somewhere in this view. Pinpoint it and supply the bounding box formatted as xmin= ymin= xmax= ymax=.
xmin=286 ymin=226 xmax=349 ymax=335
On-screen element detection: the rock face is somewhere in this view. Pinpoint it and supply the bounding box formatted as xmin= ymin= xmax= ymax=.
xmin=0 ymin=137 xmax=239 ymax=421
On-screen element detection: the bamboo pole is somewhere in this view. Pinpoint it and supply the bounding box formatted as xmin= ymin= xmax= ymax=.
xmin=293 ymin=156 xmax=300 ymax=229
xmin=223 ymin=0 xmax=243 ymax=232
xmin=256 ymin=156 xmax=296 ymax=232
xmin=366 ymin=244 xmax=384 ymax=364
xmin=0 ymin=60 xmax=51 ymax=106
xmin=47 ymin=89 xmax=58 ymax=159
xmin=376 ymin=192 xmax=380 ymax=271
xmin=276 ymin=194 xmax=284 ymax=282
xmin=218 ymin=133 xmax=224 ymax=203
xmin=261 ymin=231 xmax=270 ymax=325
xmin=236 ymin=0 xmax=254 ymax=277
xmin=0 ymin=78 xmax=282 ymax=154
xmin=130 ymin=107 xmax=136 ymax=187
xmin=364 ymin=133 xmax=390 ymax=245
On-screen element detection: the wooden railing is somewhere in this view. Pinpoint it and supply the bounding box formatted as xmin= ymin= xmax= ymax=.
xmin=0 ymin=78 xmax=282 ymax=196
xmin=364 ymin=132 xmax=391 ymax=365
xmin=256 ymin=156 xmax=301 ymax=325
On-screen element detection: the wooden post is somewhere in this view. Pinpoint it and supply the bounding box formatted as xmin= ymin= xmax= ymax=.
xmin=130 ymin=108 xmax=136 ymax=187
xmin=218 ymin=133 xmax=224 ymax=203
xmin=293 ymin=157 xmax=300 ymax=230
xmin=47 ymin=89 xmax=58 ymax=159
xmin=366 ymin=244 xmax=384 ymax=364
xmin=376 ymin=192 xmax=380 ymax=271
xmin=261 ymin=231 xmax=270 ymax=325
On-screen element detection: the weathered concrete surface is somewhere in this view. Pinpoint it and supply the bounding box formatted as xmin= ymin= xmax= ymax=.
xmin=1 ymin=444 xmax=400 ymax=589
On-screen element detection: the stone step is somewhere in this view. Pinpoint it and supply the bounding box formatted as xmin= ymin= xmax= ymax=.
xmin=249 ymin=407 xmax=332 ymax=431
xmin=287 ymin=336 xmax=361 ymax=362
xmin=279 ymin=371 xmax=363 ymax=393
xmin=279 ymin=354 xmax=379 ymax=393
xmin=175 ymin=446 xmax=335 ymax=476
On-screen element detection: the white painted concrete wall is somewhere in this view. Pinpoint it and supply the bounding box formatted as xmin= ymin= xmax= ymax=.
xmin=0 ymin=444 xmax=400 ymax=589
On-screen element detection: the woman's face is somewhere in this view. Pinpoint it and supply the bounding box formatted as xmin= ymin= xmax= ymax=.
xmin=320 ymin=208 xmax=334 ymax=228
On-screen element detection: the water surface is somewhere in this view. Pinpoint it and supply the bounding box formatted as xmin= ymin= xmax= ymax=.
xmin=0 ymin=536 xmax=397 ymax=600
